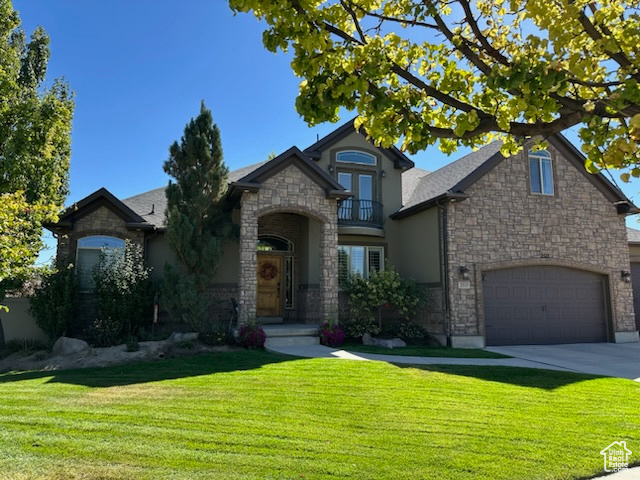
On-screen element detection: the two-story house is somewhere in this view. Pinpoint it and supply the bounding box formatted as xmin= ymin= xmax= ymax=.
xmin=47 ymin=120 xmax=640 ymax=348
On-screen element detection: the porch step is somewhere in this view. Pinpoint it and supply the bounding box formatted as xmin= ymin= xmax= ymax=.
xmin=257 ymin=317 xmax=284 ymax=325
xmin=265 ymin=336 xmax=319 ymax=348
xmin=262 ymin=324 xmax=320 ymax=349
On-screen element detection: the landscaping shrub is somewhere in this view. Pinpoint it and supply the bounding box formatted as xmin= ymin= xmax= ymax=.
xmin=238 ymin=323 xmax=266 ymax=349
xmin=30 ymin=264 xmax=78 ymax=340
xmin=346 ymin=264 xmax=426 ymax=331
xmin=395 ymin=322 xmax=427 ymax=344
xmin=343 ymin=317 xmax=381 ymax=339
xmin=200 ymin=330 xmax=232 ymax=346
xmin=5 ymin=338 xmax=49 ymax=355
xmin=319 ymin=320 xmax=345 ymax=347
xmin=90 ymin=241 xmax=154 ymax=347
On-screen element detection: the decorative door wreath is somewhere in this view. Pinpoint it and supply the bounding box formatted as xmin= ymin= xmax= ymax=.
xmin=259 ymin=261 xmax=279 ymax=281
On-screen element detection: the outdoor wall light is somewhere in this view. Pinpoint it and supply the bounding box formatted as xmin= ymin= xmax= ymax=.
xmin=459 ymin=266 xmax=470 ymax=280
xmin=381 ymin=170 xmax=386 ymax=177
xmin=621 ymin=270 xmax=631 ymax=283
xmin=328 ymin=165 xmax=334 ymax=173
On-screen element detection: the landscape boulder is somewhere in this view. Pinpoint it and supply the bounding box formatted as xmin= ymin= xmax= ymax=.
xmin=52 ymin=337 xmax=91 ymax=356
xmin=168 ymin=332 xmax=199 ymax=343
xmin=362 ymin=333 xmax=406 ymax=349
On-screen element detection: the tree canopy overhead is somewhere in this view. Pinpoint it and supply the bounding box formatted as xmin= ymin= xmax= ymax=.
xmin=0 ymin=0 xmax=74 ymax=289
xmin=229 ymin=0 xmax=640 ymax=177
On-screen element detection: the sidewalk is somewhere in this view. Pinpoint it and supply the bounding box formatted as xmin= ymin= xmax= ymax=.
xmin=267 ymin=343 xmax=573 ymax=371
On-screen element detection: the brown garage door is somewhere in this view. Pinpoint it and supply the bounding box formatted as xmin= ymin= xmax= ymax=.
xmin=483 ymin=266 xmax=608 ymax=346
xmin=631 ymin=263 xmax=640 ymax=332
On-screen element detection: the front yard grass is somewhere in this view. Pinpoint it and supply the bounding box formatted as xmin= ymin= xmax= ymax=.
xmin=340 ymin=342 xmax=510 ymax=358
xmin=0 ymin=350 xmax=638 ymax=479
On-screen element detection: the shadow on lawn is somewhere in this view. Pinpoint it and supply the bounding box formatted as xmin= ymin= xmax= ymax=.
xmin=0 ymin=350 xmax=295 ymax=388
xmin=398 ymin=364 xmax=605 ymax=390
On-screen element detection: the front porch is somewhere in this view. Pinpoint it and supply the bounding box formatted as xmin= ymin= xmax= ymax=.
xmin=261 ymin=323 xmax=320 ymax=349
xmin=228 ymin=148 xmax=349 ymax=325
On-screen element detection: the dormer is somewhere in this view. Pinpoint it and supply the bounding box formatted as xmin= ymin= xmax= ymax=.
xmin=304 ymin=119 xmax=413 ymax=235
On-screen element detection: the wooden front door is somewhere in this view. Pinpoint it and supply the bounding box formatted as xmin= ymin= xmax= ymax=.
xmin=257 ymin=254 xmax=282 ymax=317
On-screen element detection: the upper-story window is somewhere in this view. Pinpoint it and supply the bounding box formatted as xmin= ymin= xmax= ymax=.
xmin=529 ymin=149 xmax=554 ymax=195
xmin=336 ymin=150 xmax=377 ymax=166
xmin=76 ymin=235 xmax=125 ymax=291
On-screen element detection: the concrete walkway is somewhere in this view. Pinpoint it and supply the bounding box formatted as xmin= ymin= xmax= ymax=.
xmin=268 ymin=342 xmax=640 ymax=380
xmin=486 ymin=343 xmax=640 ymax=380
xmin=267 ymin=343 xmax=574 ymax=371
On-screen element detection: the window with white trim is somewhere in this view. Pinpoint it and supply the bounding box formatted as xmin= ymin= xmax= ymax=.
xmin=76 ymin=235 xmax=125 ymax=291
xmin=529 ymin=149 xmax=553 ymax=195
xmin=336 ymin=150 xmax=376 ymax=165
xmin=338 ymin=245 xmax=384 ymax=288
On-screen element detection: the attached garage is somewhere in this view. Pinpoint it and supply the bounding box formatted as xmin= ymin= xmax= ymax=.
xmin=483 ymin=266 xmax=609 ymax=346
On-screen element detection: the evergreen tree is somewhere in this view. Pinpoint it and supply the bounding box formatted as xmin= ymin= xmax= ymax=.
xmin=161 ymin=102 xmax=234 ymax=330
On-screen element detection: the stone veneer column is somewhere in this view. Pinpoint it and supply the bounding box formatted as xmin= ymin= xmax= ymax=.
xmin=238 ymin=195 xmax=258 ymax=324
xmin=320 ymin=219 xmax=339 ymax=321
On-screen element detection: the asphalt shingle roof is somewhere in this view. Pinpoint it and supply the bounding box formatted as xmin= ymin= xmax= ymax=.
xmin=399 ymin=141 xmax=503 ymax=213
xmin=628 ymin=227 xmax=640 ymax=244
xmin=121 ymin=160 xmax=269 ymax=229
xmin=401 ymin=167 xmax=430 ymax=205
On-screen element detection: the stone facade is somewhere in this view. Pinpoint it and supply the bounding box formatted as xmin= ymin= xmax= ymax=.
xmin=56 ymin=206 xmax=145 ymax=263
xmin=445 ymin=142 xmax=635 ymax=342
xmin=237 ymin=164 xmax=339 ymax=323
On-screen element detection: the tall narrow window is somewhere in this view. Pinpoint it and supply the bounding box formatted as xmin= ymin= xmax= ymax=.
xmin=529 ymin=150 xmax=553 ymax=195
xmin=76 ymin=235 xmax=125 ymax=291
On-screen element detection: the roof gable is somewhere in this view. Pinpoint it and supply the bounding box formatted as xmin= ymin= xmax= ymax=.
xmin=303 ymin=119 xmax=414 ymax=170
xmin=47 ymin=187 xmax=151 ymax=231
xmin=228 ymin=147 xmax=350 ymax=201
xmin=392 ymin=134 xmax=637 ymax=219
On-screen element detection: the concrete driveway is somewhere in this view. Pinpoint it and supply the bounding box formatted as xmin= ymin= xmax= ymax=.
xmin=485 ymin=343 xmax=640 ymax=380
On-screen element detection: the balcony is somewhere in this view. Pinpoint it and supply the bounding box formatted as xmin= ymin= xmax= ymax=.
xmin=338 ymin=199 xmax=384 ymax=228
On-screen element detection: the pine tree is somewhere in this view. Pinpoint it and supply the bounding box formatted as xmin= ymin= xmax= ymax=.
xmin=161 ymin=102 xmax=234 ymax=330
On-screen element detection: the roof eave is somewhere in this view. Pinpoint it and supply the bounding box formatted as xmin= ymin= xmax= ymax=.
xmin=390 ymin=192 xmax=468 ymax=219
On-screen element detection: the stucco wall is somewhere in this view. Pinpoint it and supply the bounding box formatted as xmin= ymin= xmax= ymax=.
xmin=388 ymin=207 xmax=441 ymax=283
xmin=629 ymin=244 xmax=640 ymax=262
xmin=445 ymin=142 xmax=635 ymax=339
xmin=315 ymin=131 xmax=404 ymax=218
xmin=0 ymin=298 xmax=48 ymax=344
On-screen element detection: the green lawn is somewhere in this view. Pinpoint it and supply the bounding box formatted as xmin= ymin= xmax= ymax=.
xmin=0 ymin=351 xmax=638 ymax=480
xmin=340 ymin=342 xmax=509 ymax=358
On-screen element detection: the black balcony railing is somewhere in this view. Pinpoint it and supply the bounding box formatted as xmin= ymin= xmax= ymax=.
xmin=338 ymin=199 xmax=384 ymax=228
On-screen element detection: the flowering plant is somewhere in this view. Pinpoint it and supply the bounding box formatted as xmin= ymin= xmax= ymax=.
xmin=239 ymin=323 xmax=266 ymax=349
xmin=319 ymin=321 xmax=345 ymax=347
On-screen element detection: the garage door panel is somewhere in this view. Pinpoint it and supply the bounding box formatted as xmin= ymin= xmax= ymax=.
xmin=528 ymin=286 xmax=543 ymax=300
xmin=513 ymin=306 xmax=528 ymax=320
xmin=495 ymin=286 xmax=510 ymax=299
xmin=484 ymin=266 xmax=607 ymax=345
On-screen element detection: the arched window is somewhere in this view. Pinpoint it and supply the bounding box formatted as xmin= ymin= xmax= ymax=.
xmin=76 ymin=235 xmax=125 ymax=290
xmin=336 ymin=150 xmax=377 ymax=165
xmin=257 ymin=235 xmax=294 ymax=252
xmin=529 ymin=149 xmax=553 ymax=195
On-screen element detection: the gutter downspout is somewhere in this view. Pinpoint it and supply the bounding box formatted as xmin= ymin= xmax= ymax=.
xmin=435 ymin=197 xmax=451 ymax=347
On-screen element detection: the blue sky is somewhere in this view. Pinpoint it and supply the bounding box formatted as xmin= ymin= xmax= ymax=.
xmin=13 ymin=0 xmax=640 ymax=262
